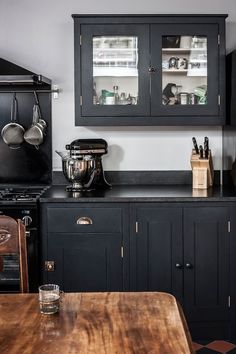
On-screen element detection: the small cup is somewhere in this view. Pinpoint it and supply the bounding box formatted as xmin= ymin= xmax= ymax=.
xmin=39 ymin=284 xmax=62 ymax=315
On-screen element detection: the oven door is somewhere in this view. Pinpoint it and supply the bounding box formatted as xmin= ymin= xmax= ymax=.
xmin=0 ymin=254 xmax=20 ymax=292
xmin=0 ymin=207 xmax=38 ymax=292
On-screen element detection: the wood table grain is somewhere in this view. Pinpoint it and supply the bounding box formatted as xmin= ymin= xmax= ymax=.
xmin=0 ymin=292 xmax=194 ymax=354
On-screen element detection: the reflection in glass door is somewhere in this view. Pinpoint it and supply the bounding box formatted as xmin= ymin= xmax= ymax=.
xmin=162 ymin=35 xmax=207 ymax=106
xmin=93 ymin=36 xmax=139 ymax=105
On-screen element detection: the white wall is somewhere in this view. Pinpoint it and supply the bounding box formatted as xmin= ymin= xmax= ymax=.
xmin=0 ymin=0 xmax=235 ymax=171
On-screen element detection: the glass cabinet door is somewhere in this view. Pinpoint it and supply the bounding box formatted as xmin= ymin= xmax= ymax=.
xmin=81 ymin=25 xmax=150 ymax=117
xmin=151 ymin=24 xmax=219 ymax=117
xmin=93 ymin=36 xmax=138 ymax=106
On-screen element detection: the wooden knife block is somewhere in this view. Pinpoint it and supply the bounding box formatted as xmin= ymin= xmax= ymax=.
xmin=190 ymin=149 xmax=214 ymax=189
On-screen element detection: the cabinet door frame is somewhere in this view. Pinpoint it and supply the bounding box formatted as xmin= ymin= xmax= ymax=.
xmin=151 ymin=23 xmax=220 ymax=118
xmin=80 ymin=24 xmax=150 ymax=118
xmin=130 ymin=203 xmax=183 ymax=303
xmin=183 ymin=206 xmax=230 ymax=324
xmin=47 ymin=231 xmax=123 ymax=292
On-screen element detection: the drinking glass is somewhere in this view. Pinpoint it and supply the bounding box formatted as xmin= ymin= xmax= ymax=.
xmin=38 ymin=284 xmax=62 ymax=315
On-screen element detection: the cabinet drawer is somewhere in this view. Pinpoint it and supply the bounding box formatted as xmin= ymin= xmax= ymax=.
xmin=47 ymin=207 xmax=122 ymax=233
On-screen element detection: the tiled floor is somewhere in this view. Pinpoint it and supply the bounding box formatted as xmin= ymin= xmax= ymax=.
xmin=193 ymin=340 xmax=236 ymax=353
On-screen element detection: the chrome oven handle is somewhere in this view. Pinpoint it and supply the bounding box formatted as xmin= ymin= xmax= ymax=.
xmin=25 ymin=231 xmax=31 ymax=238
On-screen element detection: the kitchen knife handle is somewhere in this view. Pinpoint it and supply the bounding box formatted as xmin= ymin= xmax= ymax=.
xmin=192 ymin=137 xmax=199 ymax=154
xmin=204 ymin=147 xmax=209 ymax=159
xmin=199 ymin=145 xmax=204 ymax=159
xmin=204 ymin=136 xmax=209 ymax=159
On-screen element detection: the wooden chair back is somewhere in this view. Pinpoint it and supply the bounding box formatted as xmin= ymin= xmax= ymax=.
xmin=0 ymin=215 xmax=29 ymax=292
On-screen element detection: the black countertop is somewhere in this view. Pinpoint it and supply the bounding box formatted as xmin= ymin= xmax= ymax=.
xmin=39 ymin=184 xmax=236 ymax=203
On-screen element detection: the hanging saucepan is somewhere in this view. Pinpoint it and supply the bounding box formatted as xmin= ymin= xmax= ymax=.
xmin=24 ymin=92 xmax=47 ymax=149
xmin=1 ymin=93 xmax=25 ymax=149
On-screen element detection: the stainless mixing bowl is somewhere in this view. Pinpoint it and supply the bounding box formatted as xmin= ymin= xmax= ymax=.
xmin=62 ymin=156 xmax=95 ymax=190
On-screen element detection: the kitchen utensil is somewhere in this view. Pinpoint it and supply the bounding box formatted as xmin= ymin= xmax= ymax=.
xmin=194 ymin=85 xmax=207 ymax=105
xmin=162 ymin=36 xmax=180 ymax=48
xmin=189 ymin=93 xmax=197 ymax=105
xmin=168 ymin=57 xmax=178 ymax=69
xmin=100 ymin=90 xmax=115 ymax=105
xmin=56 ymin=150 xmax=96 ymax=191
xmin=178 ymin=92 xmax=189 ymax=105
xmin=191 ymin=36 xmax=207 ymax=49
xmin=180 ymin=36 xmax=192 ymax=48
xmin=177 ymin=58 xmax=188 ymax=70
xmin=162 ymin=83 xmax=177 ymax=105
xmin=1 ymin=93 xmax=25 ymax=149
xmin=192 ymin=137 xmax=199 ymax=154
xmin=24 ymin=92 xmax=47 ymax=148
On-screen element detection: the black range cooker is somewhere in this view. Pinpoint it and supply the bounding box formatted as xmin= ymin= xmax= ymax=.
xmin=0 ymin=186 xmax=49 ymax=292
xmin=0 ymin=58 xmax=52 ymax=292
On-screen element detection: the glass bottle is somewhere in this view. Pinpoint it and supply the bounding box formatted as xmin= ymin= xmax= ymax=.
xmin=93 ymin=82 xmax=99 ymax=105
xmin=113 ymin=85 xmax=120 ymax=105
xmin=120 ymin=92 xmax=127 ymax=105
xmin=127 ymin=94 xmax=132 ymax=105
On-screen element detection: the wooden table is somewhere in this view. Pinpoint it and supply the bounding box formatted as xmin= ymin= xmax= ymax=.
xmin=0 ymin=292 xmax=194 ymax=354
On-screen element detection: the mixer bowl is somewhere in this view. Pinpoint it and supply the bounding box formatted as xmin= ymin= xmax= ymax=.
xmin=62 ymin=157 xmax=95 ymax=190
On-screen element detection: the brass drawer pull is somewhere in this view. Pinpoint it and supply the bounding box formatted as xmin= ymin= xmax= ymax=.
xmin=76 ymin=217 xmax=93 ymax=225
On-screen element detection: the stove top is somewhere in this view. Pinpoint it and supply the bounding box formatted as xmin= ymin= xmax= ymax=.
xmin=0 ymin=186 xmax=49 ymax=202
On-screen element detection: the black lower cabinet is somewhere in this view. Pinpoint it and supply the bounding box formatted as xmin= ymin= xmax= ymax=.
xmin=40 ymin=201 xmax=233 ymax=339
xmin=41 ymin=203 xmax=129 ymax=292
xmin=131 ymin=204 xmax=230 ymax=339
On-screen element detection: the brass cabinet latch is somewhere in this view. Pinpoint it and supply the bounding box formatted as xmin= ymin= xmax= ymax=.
xmin=45 ymin=261 xmax=55 ymax=272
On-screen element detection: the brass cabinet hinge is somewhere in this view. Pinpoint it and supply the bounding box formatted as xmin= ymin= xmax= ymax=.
xmin=228 ymin=296 xmax=231 ymax=308
xmin=45 ymin=261 xmax=55 ymax=272
xmin=218 ymin=95 xmax=221 ymax=106
xmin=135 ymin=221 xmax=139 ymax=234
xmin=80 ymin=35 xmax=82 ymax=45
xmin=121 ymin=245 xmax=124 ymax=258
xmin=80 ymin=95 xmax=83 ymax=106
xmin=218 ymin=34 xmax=220 ymax=45
xmin=228 ymin=221 xmax=231 ymax=233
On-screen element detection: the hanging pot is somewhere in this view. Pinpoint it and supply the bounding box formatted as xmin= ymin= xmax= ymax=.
xmin=24 ymin=92 xmax=47 ymax=148
xmin=1 ymin=93 xmax=25 ymax=149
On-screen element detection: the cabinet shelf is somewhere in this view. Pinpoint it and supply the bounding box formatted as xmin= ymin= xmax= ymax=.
xmin=93 ymin=67 xmax=138 ymax=77
xmin=163 ymin=69 xmax=188 ymax=73
xmin=163 ymin=69 xmax=207 ymax=77
xmin=93 ymin=48 xmax=137 ymax=52
xmin=162 ymin=47 xmax=207 ymax=53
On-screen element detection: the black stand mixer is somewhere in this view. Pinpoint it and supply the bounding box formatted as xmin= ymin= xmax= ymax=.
xmin=56 ymin=139 xmax=111 ymax=191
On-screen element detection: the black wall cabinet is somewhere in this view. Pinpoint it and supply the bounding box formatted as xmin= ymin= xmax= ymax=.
xmin=73 ymin=14 xmax=226 ymax=126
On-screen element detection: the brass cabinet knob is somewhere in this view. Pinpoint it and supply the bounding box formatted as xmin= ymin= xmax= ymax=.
xmin=76 ymin=217 xmax=93 ymax=225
